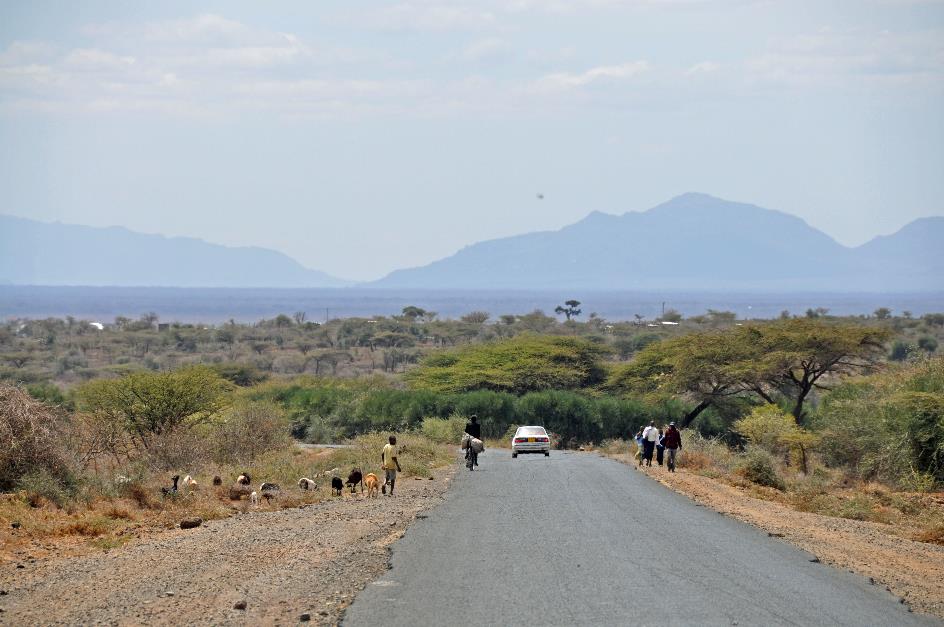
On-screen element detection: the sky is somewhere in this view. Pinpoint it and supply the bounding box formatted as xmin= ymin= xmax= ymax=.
xmin=1 ymin=1 xmax=942 ymax=281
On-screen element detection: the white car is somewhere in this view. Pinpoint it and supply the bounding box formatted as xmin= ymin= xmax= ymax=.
xmin=511 ymin=426 xmax=551 ymax=458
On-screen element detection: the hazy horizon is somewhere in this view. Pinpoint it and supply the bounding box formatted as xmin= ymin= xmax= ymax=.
xmin=2 ymin=2 xmax=943 ymax=280
xmin=3 ymin=190 xmax=942 ymax=283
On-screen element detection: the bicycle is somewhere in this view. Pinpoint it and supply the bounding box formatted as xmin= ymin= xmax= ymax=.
xmin=465 ymin=445 xmax=478 ymax=470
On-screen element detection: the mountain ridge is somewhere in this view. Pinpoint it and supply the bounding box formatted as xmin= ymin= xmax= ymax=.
xmin=373 ymin=193 xmax=943 ymax=291
xmin=0 ymin=214 xmax=352 ymax=288
xmin=3 ymin=194 xmax=942 ymax=291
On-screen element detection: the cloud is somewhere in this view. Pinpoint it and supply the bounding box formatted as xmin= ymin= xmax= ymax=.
xmin=460 ymin=38 xmax=510 ymax=62
xmin=64 ymin=48 xmax=136 ymax=70
xmin=685 ymin=61 xmax=720 ymax=75
xmin=360 ymin=3 xmax=497 ymax=31
xmin=745 ymin=28 xmax=944 ymax=88
xmin=534 ymin=61 xmax=650 ymax=90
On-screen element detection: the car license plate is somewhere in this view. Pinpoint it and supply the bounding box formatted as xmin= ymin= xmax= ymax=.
xmin=528 ymin=437 xmax=535 ymax=442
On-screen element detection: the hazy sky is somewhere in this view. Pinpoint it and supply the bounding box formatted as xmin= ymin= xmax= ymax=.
xmin=1 ymin=1 xmax=942 ymax=281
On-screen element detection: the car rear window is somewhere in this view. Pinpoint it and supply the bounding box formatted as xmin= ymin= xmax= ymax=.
xmin=517 ymin=427 xmax=546 ymax=436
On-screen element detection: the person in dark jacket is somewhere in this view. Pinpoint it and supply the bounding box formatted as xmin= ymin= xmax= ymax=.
xmin=662 ymin=422 xmax=682 ymax=472
xmin=464 ymin=415 xmax=481 ymax=467
xmin=464 ymin=415 xmax=481 ymax=440
xmin=656 ymin=428 xmax=665 ymax=467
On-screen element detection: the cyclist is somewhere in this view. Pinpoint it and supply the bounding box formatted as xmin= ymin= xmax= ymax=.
xmin=464 ymin=415 xmax=481 ymax=469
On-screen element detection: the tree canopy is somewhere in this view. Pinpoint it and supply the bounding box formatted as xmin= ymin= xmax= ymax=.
xmin=606 ymin=329 xmax=762 ymax=426
xmin=78 ymin=365 xmax=232 ymax=449
xmin=607 ymin=319 xmax=889 ymax=426
xmin=405 ymin=334 xmax=610 ymax=394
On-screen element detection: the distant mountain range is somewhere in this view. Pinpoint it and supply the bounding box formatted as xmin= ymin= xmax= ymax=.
xmin=374 ymin=193 xmax=944 ymax=292
xmin=0 ymin=215 xmax=350 ymax=288
xmin=3 ymin=194 xmax=942 ymax=291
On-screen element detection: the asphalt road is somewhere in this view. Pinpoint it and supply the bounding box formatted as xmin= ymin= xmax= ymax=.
xmin=344 ymin=450 xmax=937 ymax=627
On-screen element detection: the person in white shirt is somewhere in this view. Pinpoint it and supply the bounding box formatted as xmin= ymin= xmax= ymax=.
xmin=641 ymin=421 xmax=659 ymax=467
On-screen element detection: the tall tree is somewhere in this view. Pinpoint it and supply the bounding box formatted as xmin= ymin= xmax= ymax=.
xmin=606 ymin=330 xmax=764 ymax=427
xmin=555 ymin=300 xmax=582 ymax=321
xmin=749 ymin=319 xmax=890 ymax=423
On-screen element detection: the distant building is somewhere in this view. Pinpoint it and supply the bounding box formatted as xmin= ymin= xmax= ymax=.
xmin=89 ymin=322 xmax=104 ymax=331
xmin=158 ymin=323 xmax=170 ymax=331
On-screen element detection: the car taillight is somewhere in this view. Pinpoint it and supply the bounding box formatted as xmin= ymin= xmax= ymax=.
xmin=537 ymin=437 xmax=548 ymax=442
xmin=514 ymin=438 xmax=526 ymax=443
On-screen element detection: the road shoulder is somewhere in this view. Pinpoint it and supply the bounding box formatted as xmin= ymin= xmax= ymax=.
xmin=0 ymin=464 xmax=458 ymax=626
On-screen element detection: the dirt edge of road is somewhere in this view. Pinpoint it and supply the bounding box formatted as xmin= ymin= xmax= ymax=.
xmin=0 ymin=464 xmax=458 ymax=626
xmin=605 ymin=452 xmax=944 ymax=620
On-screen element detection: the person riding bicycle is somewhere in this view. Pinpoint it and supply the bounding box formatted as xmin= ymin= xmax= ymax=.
xmin=464 ymin=415 xmax=481 ymax=468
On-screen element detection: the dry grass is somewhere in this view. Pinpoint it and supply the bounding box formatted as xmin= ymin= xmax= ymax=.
xmin=0 ymin=433 xmax=455 ymax=560
xmin=915 ymin=523 xmax=944 ymax=545
xmin=598 ymin=431 xmax=944 ymax=546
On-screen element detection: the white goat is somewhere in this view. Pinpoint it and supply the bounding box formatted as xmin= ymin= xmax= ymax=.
xmin=249 ymin=491 xmax=259 ymax=505
xmin=297 ymin=478 xmax=317 ymax=490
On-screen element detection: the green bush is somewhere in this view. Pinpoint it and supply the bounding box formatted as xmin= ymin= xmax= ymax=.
xmin=736 ymin=450 xmax=786 ymax=491
xmin=250 ymin=374 xmax=674 ymax=445
xmin=815 ymin=357 xmax=944 ymax=487
xmin=18 ymin=468 xmax=77 ymax=508
xmin=420 ymin=415 xmax=467 ymax=444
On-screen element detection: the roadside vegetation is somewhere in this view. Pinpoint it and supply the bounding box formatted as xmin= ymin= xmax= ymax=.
xmin=2 ymin=305 xmax=943 ymax=554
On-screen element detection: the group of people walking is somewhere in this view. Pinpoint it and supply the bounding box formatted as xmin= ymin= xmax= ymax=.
xmin=634 ymin=421 xmax=682 ymax=471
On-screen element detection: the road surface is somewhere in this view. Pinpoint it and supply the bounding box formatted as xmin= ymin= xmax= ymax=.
xmin=344 ymin=450 xmax=935 ymax=627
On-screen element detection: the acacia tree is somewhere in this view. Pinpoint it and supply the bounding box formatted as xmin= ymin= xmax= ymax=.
xmin=750 ymin=319 xmax=890 ymax=423
xmin=461 ymin=311 xmax=490 ymax=324
xmin=606 ymin=330 xmax=764 ymax=427
xmin=78 ymin=366 xmax=232 ymax=450
xmin=607 ymin=319 xmax=888 ymax=427
xmin=555 ymin=300 xmax=582 ymax=321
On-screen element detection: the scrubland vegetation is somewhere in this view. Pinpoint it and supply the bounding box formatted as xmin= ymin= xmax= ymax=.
xmin=2 ymin=305 xmax=943 ymax=552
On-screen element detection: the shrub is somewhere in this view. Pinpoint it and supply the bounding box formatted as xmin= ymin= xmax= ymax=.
xmin=0 ymin=384 xmax=73 ymax=491
xmin=732 ymin=404 xmax=818 ymax=472
xmin=816 ymin=357 xmax=944 ymax=487
xmin=677 ymin=433 xmax=736 ymax=473
xmin=212 ymin=363 xmax=268 ymax=387
xmin=18 ymin=468 xmax=77 ymax=508
xmin=77 ymin=366 xmax=232 ymax=450
xmin=735 ymin=450 xmax=786 ymax=491
xmin=144 ymin=428 xmax=211 ymax=471
xmin=212 ymin=401 xmax=291 ymax=466
xmin=915 ymin=523 xmax=944 ymax=546
xmin=420 ymin=415 xmax=466 ymax=445
xmin=515 ymin=390 xmax=600 ymax=446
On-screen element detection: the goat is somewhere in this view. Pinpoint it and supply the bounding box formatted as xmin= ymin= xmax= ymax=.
xmin=346 ymin=468 xmax=364 ymax=494
xmin=249 ymin=491 xmax=259 ymax=505
xmin=236 ymin=473 xmax=252 ymax=486
xmin=331 ymin=476 xmax=343 ymax=496
xmin=323 ymin=467 xmax=340 ymax=478
xmin=364 ymin=473 xmax=379 ymax=498
xmin=182 ymin=475 xmax=198 ymax=491
xmin=228 ymin=484 xmax=252 ymax=501
xmin=297 ymin=478 xmax=317 ymax=490
xmin=212 ymin=475 xmax=223 ymax=486
xmin=160 ymin=475 xmax=180 ymax=497
xmin=259 ymin=483 xmax=280 ymax=502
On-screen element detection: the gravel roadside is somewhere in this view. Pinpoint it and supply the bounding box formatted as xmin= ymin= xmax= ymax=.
xmin=0 ymin=467 xmax=455 ymax=626
xmin=607 ymin=452 xmax=944 ymax=620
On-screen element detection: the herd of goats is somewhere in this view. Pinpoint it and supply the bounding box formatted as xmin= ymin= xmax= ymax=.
xmin=155 ymin=466 xmax=379 ymax=506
